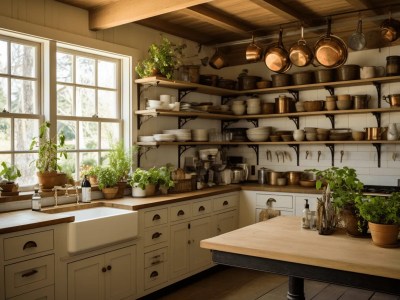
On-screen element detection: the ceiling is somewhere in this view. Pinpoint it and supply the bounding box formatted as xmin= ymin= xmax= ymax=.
xmin=57 ymin=0 xmax=400 ymax=66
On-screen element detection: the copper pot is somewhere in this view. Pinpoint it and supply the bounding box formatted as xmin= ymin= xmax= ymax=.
xmin=383 ymin=94 xmax=400 ymax=107
xmin=209 ymin=49 xmax=226 ymax=69
xmin=365 ymin=127 xmax=388 ymax=140
xmin=246 ymin=36 xmax=263 ymax=63
xmin=289 ymin=26 xmax=314 ymax=67
xmin=275 ymin=95 xmax=294 ymax=114
xmin=264 ymin=28 xmax=291 ymax=73
xmin=286 ymin=171 xmax=301 ymax=185
xmin=381 ymin=18 xmax=400 ymax=42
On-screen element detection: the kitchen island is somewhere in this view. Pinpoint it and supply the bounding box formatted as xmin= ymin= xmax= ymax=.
xmin=200 ymin=216 xmax=400 ymax=299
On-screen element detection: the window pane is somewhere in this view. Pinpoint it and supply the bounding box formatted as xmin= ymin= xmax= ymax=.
xmin=14 ymin=118 xmax=38 ymax=151
xmin=101 ymin=123 xmax=119 ymax=149
xmin=79 ymin=152 xmax=98 ymax=178
xmin=98 ymin=60 xmax=116 ymax=88
xmin=11 ymin=42 xmax=36 ymax=78
xmin=98 ymin=90 xmax=117 ymax=118
xmin=80 ymin=121 xmax=98 ymax=149
xmin=11 ymin=79 xmax=36 ymax=114
xmin=57 ymin=52 xmax=73 ymax=83
xmin=57 ymin=84 xmax=73 ymax=116
xmin=100 ymin=151 xmax=109 ymax=165
xmin=76 ymin=87 xmax=95 ymax=117
xmin=76 ymin=56 xmax=95 ymax=86
xmin=15 ymin=153 xmax=37 ymax=186
xmin=0 ymin=40 xmax=7 ymax=74
xmin=0 ymin=118 xmax=11 ymax=151
xmin=59 ymin=152 xmax=76 ymax=180
xmin=0 ymin=77 xmax=8 ymax=110
xmin=58 ymin=120 xmax=76 ymax=150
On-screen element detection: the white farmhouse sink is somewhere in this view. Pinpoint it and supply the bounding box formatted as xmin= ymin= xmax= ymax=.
xmin=42 ymin=205 xmax=138 ymax=254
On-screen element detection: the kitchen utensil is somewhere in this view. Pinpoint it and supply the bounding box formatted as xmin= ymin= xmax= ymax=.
xmin=289 ymin=26 xmax=314 ymax=67
xmin=258 ymin=167 xmax=269 ymax=184
xmin=286 ymin=171 xmax=301 ymax=185
xmin=386 ymin=56 xmax=400 ymax=76
xmin=305 ymin=150 xmax=310 ymax=159
xmin=360 ymin=66 xmax=385 ymax=79
xmin=337 ymin=64 xmax=360 ymax=81
xmin=256 ymin=80 xmax=271 ymax=89
xmin=236 ymin=163 xmax=249 ymax=181
xmin=264 ymin=28 xmax=291 ymax=73
xmin=292 ymin=71 xmax=314 ymax=85
xmin=318 ymin=151 xmax=321 ymax=162
xmin=266 ymin=150 xmax=272 ymax=161
xmin=238 ymin=75 xmax=261 ymax=90
xmin=231 ymin=167 xmax=244 ymax=183
xmin=271 ymin=73 xmax=291 ymax=87
xmin=383 ymin=94 xmax=400 ymax=107
xmin=277 ymin=178 xmax=287 ymax=186
xmin=381 ymin=17 xmax=400 ymax=42
xmin=220 ymin=168 xmax=232 ymax=185
xmin=365 ymin=127 xmax=388 ymax=140
xmin=293 ymin=129 xmax=305 ymax=141
xmin=267 ymin=171 xmax=285 ymax=186
xmin=209 ymin=48 xmax=226 ymax=69
xmin=348 ymin=18 xmax=366 ymax=51
xmin=303 ymin=100 xmax=324 ymax=112
xmin=352 ymin=131 xmax=365 ymax=141
xmin=314 ymin=69 xmax=335 ymax=83
xmin=314 ymin=18 xmax=348 ymax=68
xmin=340 ymin=150 xmax=344 ymax=163
xmin=275 ymin=95 xmax=295 ymax=113
xmin=246 ymin=35 xmax=263 ymax=63
xmin=353 ymin=94 xmax=370 ymax=109
xmin=299 ymin=180 xmax=316 ymax=187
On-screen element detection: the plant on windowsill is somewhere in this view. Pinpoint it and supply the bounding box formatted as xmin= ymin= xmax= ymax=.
xmin=80 ymin=165 xmax=101 ymax=186
xmin=308 ymin=166 xmax=367 ymax=237
xmin=0 ymin=162 xmax=21 ymax=194
xmin=30 ymin=121 xmax=68 ymax=191
xmin=96 ymin=166 xmax=119 ymax=199
xmin=355 ymin=193 xmax=400 ymax=248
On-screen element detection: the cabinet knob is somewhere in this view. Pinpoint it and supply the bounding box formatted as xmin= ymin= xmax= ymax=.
xmin=102 ymin=267 xmax=107 ymax=273
xmin=152 ymin=214 xmax=161 ymax=221
xmin=223 ymin=200 xmax=229 ymax=206
xmin=177 ymin=209 xmax=185 ymax=216
xmin=152 ymin=232 xmax=162 ymax=239
xmin=150 ymin=271 xmax=158 ymax=278
xmin=198 ymin=205 xmax=205 ymax=212
xmin=107 ymin=265 xmax=112 ymax=271
xmin=21 ymin=269 xmax=38 ymax=277
xmin=188 ymin=240 xmax=191 ymax=245
xmin=23 ymin=240 xmax=37 ymax=250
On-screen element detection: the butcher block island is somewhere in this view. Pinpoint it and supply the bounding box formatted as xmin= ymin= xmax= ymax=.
xmin=200 ymin=216 xmax=400 ymax=299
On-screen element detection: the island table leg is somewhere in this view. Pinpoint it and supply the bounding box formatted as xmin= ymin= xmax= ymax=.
xmin=287 ymin=276 xmax=305 ymax=300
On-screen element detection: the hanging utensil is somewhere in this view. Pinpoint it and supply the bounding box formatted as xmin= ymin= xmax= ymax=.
xmin=381 ymin=12 xmax=400 ymax=42
xmin=209 ymin=48 xmax=227 ymax=69
xmin=289 ymin=25 xmax=314 ymax=67
xmin=264 ymin=28 xmax=292 ymax=73
xmin=317 ymin=151 xmax=321 ymax=162
xmin=340 ymin=150 xmax=344 ymax=163
xmin=246 ymin=35 xmax=263 ymax=63
xmin=348 ymin=17 xmax=366 ymax=51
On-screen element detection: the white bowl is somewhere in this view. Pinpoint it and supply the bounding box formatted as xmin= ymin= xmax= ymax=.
xmin=147 ymin=99 xmax=162 ymax=109
xmin=232 ymin=105 xmax=246 ymax=115
xmin=153 ymin=134 xmax=176 ymax=142
xmin=246 ymin=130 xmax=269 ymax=142
xmin=247 ymin=126 xmax=272 ymax=134
xmin=138 ymin=136 xmax=154 ymax=142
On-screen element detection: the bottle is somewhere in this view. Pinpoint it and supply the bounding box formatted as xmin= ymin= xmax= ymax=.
xmin=32 ymin=189 xmax=41 ymax=211
xmin=81 ymin=175 xmax=91 ymax=203
xmin=301 ymin=199 xmax=310 ymax=229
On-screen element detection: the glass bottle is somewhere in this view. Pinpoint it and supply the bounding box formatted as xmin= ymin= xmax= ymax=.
xmin=81 ymin=175 xmax=91 ymax=203
xmin=32 ymin=189 xmax=41 ymax=211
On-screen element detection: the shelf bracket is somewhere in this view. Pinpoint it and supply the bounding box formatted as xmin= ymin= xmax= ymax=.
xmin=372 ymin=112 xmax=381 ymax=127
xmin=372 ymin=143 xmax=382 ymax=168
xmin=178 ymin=116 xmax=197 ymax=128
xmin=221 ymin=120 xmax=239 ymax=131
xmin=246 ymin=119 xmax=259 ymax=127
xmin=288 ymin=144 xmax=300 ymax=166
xmin=138 ymin=114 xmax=156 ymax=129
xmin=178 ymin=145 xmax=195 ymax=168
xmin=221 ymin=95 xmax=236 ymax=105
xmin=139 ymin=81 xmax=159 ymax=98
xmin=137 ymin=145 xmax=159 ymax=167
xmin=178 ymin=88 xmax=196 ymax=101
xmin=325 ymin=114 xmax=335 ymax=129
xmin=247 ymin=145 xmax=259 ymax=165
xmin=372 ymin=81 xmax=382 ymax=108
xmin=288 ymin=116 xmax=299 ymax=129
xmin=324 ymin=86 xmax=335 ymax=96
xmin=325 ymin=144 xmax=335 ymax=166
xmin=287 ymin=90 xmax=299 ymax=102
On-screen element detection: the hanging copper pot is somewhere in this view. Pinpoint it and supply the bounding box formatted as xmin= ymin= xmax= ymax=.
xmin=246 ymin=35 xmax=263 ymax=63
xmin=381 ymin=17 xmax=400 ymax=42
xmin=289 ymin=26 xmax=314 ymax=67
xmin=264 ymin=28 xmax=291 ymax=73
xmin=209 ymin=49 xmax=227 ymax=69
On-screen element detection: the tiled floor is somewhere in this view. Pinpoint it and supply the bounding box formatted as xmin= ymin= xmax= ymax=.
xmin=140 ymin=266 xmax=400 ymax=300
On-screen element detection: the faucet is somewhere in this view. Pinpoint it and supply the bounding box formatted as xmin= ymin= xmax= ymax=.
xmin=53 ymin=186 xmax=62 ymax=206
xmin=53 ymin=185 xmax=81 ymax=206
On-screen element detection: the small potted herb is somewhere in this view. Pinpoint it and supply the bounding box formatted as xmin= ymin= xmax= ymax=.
xmin=0 ymin=162 xmax=21 ymax=194
xmin=157 ymin=165 xmax=175 ymax=194
xmin=96 ymin=166 xmax=119 ymax=199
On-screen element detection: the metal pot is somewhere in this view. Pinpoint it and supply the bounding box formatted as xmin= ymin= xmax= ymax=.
xmin=383 ymin=94 xmax=400 ymax=107
xmin=314 ymin=18 xmax=348 ymax=68
xmin=236 ymin=163 xmax=249 ymax=181
xmin=264 ymin=28 xmax=291 ymax=73
xmin=289 ymin=26 xmax=314 ymax=67
xmin=286 ymin=171 xmax=301 ymax=185
xmin=365 ymin=127 xmax=388 ymax=140
xmin=246 ymin=36 xmax=263 ymax=63
xmin=232 ymin=168 xmax=244 ymax=184
xmin=381 ymin=18 xmax=400 ymax=42
xmin=275 ymin=95 xmax=295 ymax=114
xmin=267 ymin=171 xmax=285 ymax=186
xmin=258 ymin=167 xmax=269 ymax=185
xmin=353 ymin=94 xmax=370 ymax=109
xmin=209 ymin=49 xmax=226 ymax=69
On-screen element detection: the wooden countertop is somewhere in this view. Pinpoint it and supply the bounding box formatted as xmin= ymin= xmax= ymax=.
xmin=200 ymin=216 xmax=400 ymax=280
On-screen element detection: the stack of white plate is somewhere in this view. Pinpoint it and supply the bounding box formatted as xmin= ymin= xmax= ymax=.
xmin=246 ymin=126 xmax=272 ymax=142
xmin=163 ymin=129 xmax=191 ymax=141
xmin=246 ymin=97 xmax=261 ymax=115
xmin=192 ymin=129 xmax=209 ymax=141
xmin=153 ymin=133 xmax=176 ymax=142
xmin=138 ymin=136 xmax=154 ymax=142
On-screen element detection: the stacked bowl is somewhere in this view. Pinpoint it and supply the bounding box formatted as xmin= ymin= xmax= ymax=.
xmin=246 ymin=126 xmax=271 ymax=142
xmin=231 ymin=100 xmax=246 ymax=115
xmin=163 ymin=129 xmax=191 ymax=141
xmin=246 ymin=98 xmax=261 ymax=115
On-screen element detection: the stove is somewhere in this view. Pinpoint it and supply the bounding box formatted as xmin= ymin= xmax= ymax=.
xmin=362 ymin=185 xmax=400 ymax=195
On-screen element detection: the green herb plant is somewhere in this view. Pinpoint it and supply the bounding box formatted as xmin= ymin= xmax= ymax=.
xmin=129 ymin=168 xmax=152 ymax=190
xmin=96 ymin=166 xmax=118 ymax=190
xmin=108 ymin=142 xmax=135 ymax=182
xmin=0 ymin=162 xmax=21 ymax=182
xmin=356 ymin=193 xmax=400 ymax=225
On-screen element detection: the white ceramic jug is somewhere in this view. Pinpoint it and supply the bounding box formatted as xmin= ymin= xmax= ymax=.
xmin=387 ymin=123 xmax=399 ymax=141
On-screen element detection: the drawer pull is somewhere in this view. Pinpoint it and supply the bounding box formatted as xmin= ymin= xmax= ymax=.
xmin=21 ymin=269 xmax=38 ymax=277
xmin=23 ymin=241 xmax=37 ymax=250
xmin=150 ymin=271 xmax=158 ymax=278
xmin=177 ymin=210 xmax=185 ymax=216
xmin=223 ymin=200 xmax=229 ymax=206
xmin=152 ymin=232 xmax=162 ymax=239
xmin=102 ymin=267 xmax=107 ymax=273
xmin=198 ymin=206 xmax=205 ymax=212
xmin=107 ymin=265 xmax=112 ymax=271
xmin=152 ymin=214 xmax=161 ymax=221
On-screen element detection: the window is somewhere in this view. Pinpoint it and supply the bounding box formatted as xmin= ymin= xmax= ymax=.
xmin=56 ymin=49 xmax=122 ymax=180
xmin=0 ymin=36 xmax=40 ymax=187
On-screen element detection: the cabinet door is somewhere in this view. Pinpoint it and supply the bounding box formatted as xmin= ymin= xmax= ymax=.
xmin=239 ymin=191 xmax=257 ymax=227
xmin=169 ymin=222 xmax=190 ymax=279
xmin=68 ymin=255 xmax=104 ymax=300
xmin=104 ymin=246 xmax=136 ymax=300
xmin=216 ymin=210 xmax=238 ymax=235
xmin=190 ymin=217 xmax=212 ymax=272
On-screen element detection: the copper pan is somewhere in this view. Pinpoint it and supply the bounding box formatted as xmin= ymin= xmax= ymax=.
xmin=289 ymin=26 xmax=314 ymax=67
xmin=246 ymin=35 xmax=263 ymax=63
xmin=264 ymin=28 xmax=291 ymax=73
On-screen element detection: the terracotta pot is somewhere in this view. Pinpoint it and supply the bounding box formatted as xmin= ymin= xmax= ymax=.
xmin=0 ymin=182 xmax=17 ymax=192
xmin=341 ymin=208 xmax=368 ymax=237
xmin=89 ymin=175 xmax=98 ymax=186
xmin=368 ymin=222 xmax=399 ymax=248
xmin=102 ymin=187 xmax=118 ymax=199
xmin=37 ymin=172 xmax=67 ymax=190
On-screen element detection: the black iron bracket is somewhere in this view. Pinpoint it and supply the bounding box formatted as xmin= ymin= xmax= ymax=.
xmin=288 ymin=90 xmax=299 ymax=102
xmin=325 ymin=114 xmax=335 ymax=129
xmin=178 ymin=145 xmax=195 ymax=168
xmin=246 ymin=119 xmax=259 ymax=128
xmin=372 ymin=81 xmax=382 ymax=108
xmin=289 ymin=117 xmax=299 ymax=129
xmin=324 ymin=86 xmax=335 ymax=96
xmin=325 ymin=144 xmax=335 ymax=166
xmin=178 ymin=116 xmax=197 ymax=128
xmin=372 ymin=143 xmax=382 ymax=168
xmin=138 ymin=115 xmax=157 ymax=130
xmin=221 ymin=119 xmax=239 ymax=131
xmin=288 ymin=144 xmax=300 ymax=166
xmin=139 ymin=81 xmax=159 ymax=98
xmin=137 ymin=145 xmax=159 ymax=167
xmin=221 ymin=95 xmax=236 ymax=105
xmin=372 ymin=112 xmax=381 ymax=128
xmin=178 ymin=88 xmax=196 ymax=101
xmin=247 ymin=145 xmax=259 ymax=165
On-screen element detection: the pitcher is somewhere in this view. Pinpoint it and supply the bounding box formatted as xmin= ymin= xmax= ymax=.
xmin=387 ymin=123 xmax=399 ymax=141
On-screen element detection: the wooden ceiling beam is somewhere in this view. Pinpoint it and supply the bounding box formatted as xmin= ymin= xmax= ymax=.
xmin=89 ymin=0 xmax=214 ymax=30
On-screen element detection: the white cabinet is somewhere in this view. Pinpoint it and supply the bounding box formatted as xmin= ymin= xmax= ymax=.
xmin=215 ymin=210 xmax=237 ymax=235
xmin=67 ymin=246 xmax=136 ymax=300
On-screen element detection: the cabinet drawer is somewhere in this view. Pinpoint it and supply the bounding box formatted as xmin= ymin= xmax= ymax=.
xmin=144 ymin=227 xmax=169 ymax=247
xmin=8 ymin=285 xmax=54 ymax=300
xmin=170 ymin=203 xmax=191 ymax=222
xmin=144 ymin=263 xmax=167 ymax=290
xmin=213 ymin=195 xmax=238 ymax=212
xmin=192 ymin=199 xmax=212 ymax=217
xmin=144 ymin=208 xmax=168 ymax=228
xmin=256 ymin=194 xmax=293 ymax=209
xmin=5 ymin=254 xmax=55 ymax=299
xmin=144 ymin=247 xmax=168 ymax=268
xmin=4 ymin=230 xmax=54 ymax=261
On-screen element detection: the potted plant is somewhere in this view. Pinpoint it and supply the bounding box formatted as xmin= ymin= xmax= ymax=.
xmin=0 ymin=162 xmax=21 ymax=194
xmin=30 ymin=121 xmax=68 ymax=190
xmin=80 ymin=165 xmax=100 ymax=186
xmin=355 ymin=193 xmax=400 ymax=247
xmin=157 ymin=165 xmax=175 ymax=194
xmin=135 ymin=36 xmax=186 ymax=79
xmin=96 ymin=166 xmax=119 ymax=199
xmin=309 ymin=166 xmax=367 ymax=236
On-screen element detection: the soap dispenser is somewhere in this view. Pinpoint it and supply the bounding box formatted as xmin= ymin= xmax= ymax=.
xmin=301 ymin=199 xmax=310 ymax=229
